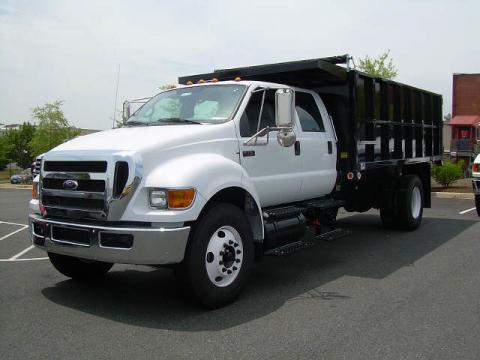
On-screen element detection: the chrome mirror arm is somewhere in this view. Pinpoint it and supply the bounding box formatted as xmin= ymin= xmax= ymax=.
xmin=243 ymin=126 xmax=293 ymax=146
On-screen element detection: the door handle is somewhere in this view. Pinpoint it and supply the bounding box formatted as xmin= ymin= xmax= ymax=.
xmin=294 ymin=141 xmax=301 ymax=156
xmin=327 ymin=141 xmax=333 ymax=154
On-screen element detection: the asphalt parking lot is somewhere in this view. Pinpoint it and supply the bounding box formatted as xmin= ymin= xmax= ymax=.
xmin=1 ymin=189 xmax=479 ymax=359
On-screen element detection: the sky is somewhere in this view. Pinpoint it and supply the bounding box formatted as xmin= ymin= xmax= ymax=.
xmin=0 ymin=0 xmax=478 ymax=130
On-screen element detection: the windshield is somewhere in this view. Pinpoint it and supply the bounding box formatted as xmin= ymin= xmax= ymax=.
xmin=126 ymin=84 xmax=246 ymax=126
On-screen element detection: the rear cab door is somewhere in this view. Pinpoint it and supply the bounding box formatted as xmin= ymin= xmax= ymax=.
xmin=294 ymin=90 xmax=337 ymax=199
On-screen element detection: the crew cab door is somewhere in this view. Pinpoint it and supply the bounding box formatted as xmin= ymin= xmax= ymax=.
xmin=237 ymin=88 xmax=301 ymax=207
xmin=294 ymin=91 xmax=337 ymax=198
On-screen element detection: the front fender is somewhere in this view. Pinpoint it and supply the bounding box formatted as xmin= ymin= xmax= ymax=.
xmin=122 ymin=153 xmax=263 ymax=226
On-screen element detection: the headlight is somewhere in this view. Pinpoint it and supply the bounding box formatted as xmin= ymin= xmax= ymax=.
xmin=149 ymin=189 xmax=168 ymax=209
xmin=149 ymin=188 xmax=196 ymax=209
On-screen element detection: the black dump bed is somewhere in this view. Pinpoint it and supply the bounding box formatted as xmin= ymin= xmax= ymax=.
xmin=179 ymin=55 xmax=443 ymax=173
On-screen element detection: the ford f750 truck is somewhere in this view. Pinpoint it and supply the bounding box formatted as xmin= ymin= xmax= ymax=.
xmin=29 ymin=56 xmax=442 ymax=308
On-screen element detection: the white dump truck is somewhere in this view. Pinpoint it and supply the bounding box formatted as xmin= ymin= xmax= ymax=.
xmin=29 ymin=56 xmax=442 ymax=307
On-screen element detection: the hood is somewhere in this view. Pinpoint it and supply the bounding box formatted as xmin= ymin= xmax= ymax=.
xmin=50 ymin=123 xmax=235 ymax=154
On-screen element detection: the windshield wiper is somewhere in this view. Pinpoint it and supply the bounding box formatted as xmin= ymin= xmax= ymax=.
xmin=152 ymin=118 xmax=202 ymax=125
xmin=125 ymin=120 xmax=149 ymax=127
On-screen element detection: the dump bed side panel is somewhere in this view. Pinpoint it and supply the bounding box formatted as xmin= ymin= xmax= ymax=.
xmin=348 ymin=71 xmax=442 ymax=171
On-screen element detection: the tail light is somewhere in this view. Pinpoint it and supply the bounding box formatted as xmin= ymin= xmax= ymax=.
xmin=473 ymin=163 xmax=479 ymax=173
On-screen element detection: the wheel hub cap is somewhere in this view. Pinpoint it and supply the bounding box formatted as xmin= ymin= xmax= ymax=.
xmin=205 ymin=226 xmax=243 ymax=287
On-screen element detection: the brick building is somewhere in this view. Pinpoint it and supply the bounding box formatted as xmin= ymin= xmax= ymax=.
xmin=449 ymin=73 xmax=480 ymax=168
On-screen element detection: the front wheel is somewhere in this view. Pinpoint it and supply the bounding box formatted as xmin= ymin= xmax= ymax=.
xmin=475 ymin=195 xmax=480 ymax=217
xmin=180 ymin=203 xmax=254 ymax=308
xmin=48 ymin=252 xmax=113 ymax=280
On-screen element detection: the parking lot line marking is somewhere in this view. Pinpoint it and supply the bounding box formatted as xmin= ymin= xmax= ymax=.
xmin=9 ymin=245 xmax=35 ymax=260
xmin=0 ymin=220 xmax=28 ymax=227
xmin=459 ymin=207 xmax=476 ymax=215
xmin=0 ymin=257 xmax=48 ymax=262
xmin=0 ymin=226 xmax=28 ymax=241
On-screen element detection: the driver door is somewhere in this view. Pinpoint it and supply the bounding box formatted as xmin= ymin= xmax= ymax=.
xmin=238 ymin=88 xmax=302 ymax=207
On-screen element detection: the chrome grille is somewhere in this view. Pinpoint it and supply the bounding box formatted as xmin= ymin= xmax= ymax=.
xmin=41 ymin=160 xmax=111 ymax=220
xmin=33 ymin=156 xmax=42 ymax=177
xmin=43 ymin=161 xmax=107 ymax=173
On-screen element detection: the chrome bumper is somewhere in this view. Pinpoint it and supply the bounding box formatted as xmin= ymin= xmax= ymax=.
xmin=29 ymin=214 xmax=190 ymax=265
xmin=473 ymin=179 xmax=480 ymax=195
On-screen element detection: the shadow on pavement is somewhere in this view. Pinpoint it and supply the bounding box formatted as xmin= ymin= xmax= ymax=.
xmin=42 ymin=214 xmax=476 ymax=331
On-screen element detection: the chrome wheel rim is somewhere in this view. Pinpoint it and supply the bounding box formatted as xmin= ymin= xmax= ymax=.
xmin=411 ymin=186 xmax=422 ymax=219
xmin=205 ymin=226 xmax=243 ymax=287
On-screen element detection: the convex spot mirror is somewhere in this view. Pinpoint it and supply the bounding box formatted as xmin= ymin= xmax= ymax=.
xmin=122 ymin=101 xmax=131 ymax=122
xmin=275 ymin=88 xmax=296 ymax=147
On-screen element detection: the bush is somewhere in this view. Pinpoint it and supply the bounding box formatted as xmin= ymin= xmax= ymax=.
xmin=432 ymin=160 xmax=465 ymax=188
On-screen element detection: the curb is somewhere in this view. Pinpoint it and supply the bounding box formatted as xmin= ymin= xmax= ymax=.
xmin=0 ymin=184 xmax=31 ymax=190
xmin=432 ymin=192 xmax=474 ymax=200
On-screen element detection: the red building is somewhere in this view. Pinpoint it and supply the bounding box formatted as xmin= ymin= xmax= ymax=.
xmin=449 ymin=73 xmax=480 ymax=167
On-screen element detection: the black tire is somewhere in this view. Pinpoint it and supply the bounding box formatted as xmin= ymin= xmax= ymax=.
xmin=475 ymin=195 xmax=480 ymax=217
xmin=180 ymin=203 xmax=254 ymax=309
xmin=48 ymin=252 xmax=113 ymax=280
xmin=395 ymin=175 xmax=424 ymax=231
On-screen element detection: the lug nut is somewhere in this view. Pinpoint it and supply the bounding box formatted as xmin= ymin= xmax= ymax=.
xmin=220 ymin=251 xmax=224 ymax=256
xmin=233 ymin=266 xmax=237 ymax=271
xmin=219 ymin=261 xmax=223 ymax=265
xmin=234 ymin=243 xmax=238 ymax=247
xmin=229 ymin=240 xmax=233 ymax=245
xmin=227 ymin=270 xmax=232 ymax=274
xmin=236 ymin=250 xmax=241 ymax=255
xmin=223 ymin=243 xmax=227 ymax=248
xmin=222 ymin=268 xmax=227 ymax=272
xmin=236 ymin=259 xmax=240 ymax=263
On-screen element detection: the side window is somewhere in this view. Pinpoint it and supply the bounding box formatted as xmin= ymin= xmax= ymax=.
xmin=240 ymin=89 xmax=276 ymax=137
xmin=296 ymin=92 xmax=325 ymax=132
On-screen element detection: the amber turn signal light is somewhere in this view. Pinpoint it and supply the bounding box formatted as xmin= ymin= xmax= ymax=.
xmin=32 ymin=182 xmax=38 ymax=199
xmin=168 ymin=189 xmax=196 ymax=209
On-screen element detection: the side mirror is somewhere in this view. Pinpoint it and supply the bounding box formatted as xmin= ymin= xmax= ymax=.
xmin=275 ymin=88 xmax=296 ymax=147
xmin=122 ymin=101 xmax=131 ymax=122
xmin=275 ymin=88 xmax=295 ymax=127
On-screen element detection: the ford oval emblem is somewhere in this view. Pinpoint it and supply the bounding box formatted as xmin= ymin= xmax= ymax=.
xmin=63 ymin=179 xmax=78 ymax=190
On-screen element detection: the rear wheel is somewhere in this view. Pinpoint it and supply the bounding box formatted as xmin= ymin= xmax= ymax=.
xmin=48 ymin=252 xmax=113 ymax=280
xmin=396 ymin=175 xmax=424 ymax=231
xmin=475 ymin=195 xmax=480 ymax=217
xmin=180 ymin=203 xmax=254 ymax=308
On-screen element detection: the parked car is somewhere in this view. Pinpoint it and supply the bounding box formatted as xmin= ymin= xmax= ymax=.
xmin=10 ymin=174 xmax=23 ymax=184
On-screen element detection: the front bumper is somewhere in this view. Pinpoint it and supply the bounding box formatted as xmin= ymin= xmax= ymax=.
xmin=473 ymin=178 xmax=480 ymax=195
xmin=29 ymin=214 xmax=190 ymax=265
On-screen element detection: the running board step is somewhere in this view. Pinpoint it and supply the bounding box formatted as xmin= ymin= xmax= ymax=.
xmin=263 ymin=206 xmax=305 ymax=221
xmin=304 ymin=198 xmax=345 ymax=210
xmin=265 ymin=228 xmax=351 ymax=256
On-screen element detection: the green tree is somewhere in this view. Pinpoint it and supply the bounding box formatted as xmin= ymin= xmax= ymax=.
xmin=30 ymin=101 xmax=80 ymax=156
xmin=358 ymin=50 xmax=398 ymax=79
xmin=0 ymin=134 xmax=9 ymax=170
xmin=3 ymin=122 xmax=36 ymax=168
